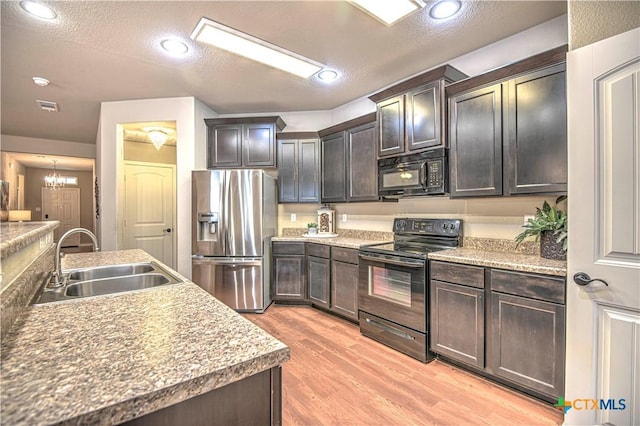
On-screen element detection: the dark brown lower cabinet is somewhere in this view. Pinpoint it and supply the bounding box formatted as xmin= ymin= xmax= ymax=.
xmin=307 ymin=243 xmax=330 ymax=309
xmin=489 ymin=292 xmax=565 ymax=398
xmin=430 ymin=280 xmax=485 ymax=368
xmin=272 ymin=242 xmax=306 ymax=303
xmin=328 ymin=247 xmax=359 ymax=321
xmin=123 ymin=367 xmax=282 ymax=426
xmin=429 ymin=260 xmax=566 ymax=402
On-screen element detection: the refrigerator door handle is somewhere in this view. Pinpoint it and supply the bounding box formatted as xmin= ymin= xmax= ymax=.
xmin=191 ymin=257 xmax=262 ymax=266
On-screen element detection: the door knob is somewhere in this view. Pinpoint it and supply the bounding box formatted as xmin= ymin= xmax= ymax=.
xmin=573 ymin=272 xmax=609 ymax=287
xmin=166 ymin=228 xmax=172 ymax=233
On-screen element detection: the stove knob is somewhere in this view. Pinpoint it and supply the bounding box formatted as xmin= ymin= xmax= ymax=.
xmin=441 ymin=223 xmax=447 ymax=230
xmin=449 ymin=223 xmax=456 ymax=230
xmin=396 ymin=220 xmax=406 ymax=231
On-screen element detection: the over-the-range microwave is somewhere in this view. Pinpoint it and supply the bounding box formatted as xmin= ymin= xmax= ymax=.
xmin=378 ymin=147 xmax=447 ymax=198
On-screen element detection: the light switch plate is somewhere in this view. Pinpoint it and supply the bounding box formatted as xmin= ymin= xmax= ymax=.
xmin=291 ymin=213 xmax=296 ymax=222
xmin=342 ymin=214 xmax=347 ymax=222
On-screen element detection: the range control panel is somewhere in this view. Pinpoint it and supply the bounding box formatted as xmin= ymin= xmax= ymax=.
xmin=393 ymin=218 xmax=461 ymax=237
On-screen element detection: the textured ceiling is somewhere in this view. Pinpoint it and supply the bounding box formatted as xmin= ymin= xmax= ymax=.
xmin=1 ymin=1 xmax=567 ymax=145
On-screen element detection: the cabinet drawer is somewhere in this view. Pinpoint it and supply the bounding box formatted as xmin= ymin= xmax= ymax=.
xmin=490 ymin=269 xmax=565 ymax=304
xmin=306 ymin=243 xmax=330 ymax=258
xmin=430 ymin=261 xmax=484 ymax=288
xmin=331 ymin=247 xmax=359 ymax=264
xmin=272 ymin=242 xmax=305 ymax=255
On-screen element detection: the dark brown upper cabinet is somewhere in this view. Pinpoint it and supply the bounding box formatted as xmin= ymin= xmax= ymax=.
xmin=205 ymin=116 xmax=286 ymax=168
xmin=277 ymin=132 xmax=320 ymax=203
xmin=447 ymin=46 xmax=568 ymax=198
xmin=369 ymin=65 xmax=467 ymax=159
xmin=318 ymin=113 xmax=378 ymax=203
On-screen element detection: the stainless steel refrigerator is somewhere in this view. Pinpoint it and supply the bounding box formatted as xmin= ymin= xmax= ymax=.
xmin=191 ymin=169 xmax=277 ymax=313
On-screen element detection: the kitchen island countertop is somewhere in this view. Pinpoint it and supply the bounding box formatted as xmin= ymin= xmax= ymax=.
xmin=0 ymin=249 xmax=290 ymax=426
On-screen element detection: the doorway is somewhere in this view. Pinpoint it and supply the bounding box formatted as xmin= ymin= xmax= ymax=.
xmin=119 ymin=121 xmax=177 ymax=268
xmin=41 ymin=187 xmax=81 ymax=244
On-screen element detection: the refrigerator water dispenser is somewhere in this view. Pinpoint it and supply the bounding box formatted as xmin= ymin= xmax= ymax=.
xmin=197 ymin=212 xmax=219 ymax=241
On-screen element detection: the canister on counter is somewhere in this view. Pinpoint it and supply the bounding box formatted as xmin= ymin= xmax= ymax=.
xmin=316 ymin=205 xmax=335 ymax=234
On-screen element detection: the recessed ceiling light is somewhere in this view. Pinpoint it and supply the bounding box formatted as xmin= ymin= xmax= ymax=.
xmin=20 ymin=1 xmax=57 ymax=20
xmin=429 ymin=0 xmax=461 ymax=19
xmin=191 ymin=17 xmax=324 ymax=79
xmin=317 ymin=70 xmax=338 ymax=82
xmin=32 ymin=77 xmax=50 ymax=87
xmin=349 ymin=0 xmax=425 ymax=26
xmin=160 ymin=39 xmax=189 ymax=55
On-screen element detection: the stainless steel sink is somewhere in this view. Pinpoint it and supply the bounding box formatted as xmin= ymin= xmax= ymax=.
xmin=33 ymin=262 xmax=182 ymax=304
xmin=67 ymin=263 xmax=155 ymax=281
xmin=65 ymin=273 xmax=171 ymax=297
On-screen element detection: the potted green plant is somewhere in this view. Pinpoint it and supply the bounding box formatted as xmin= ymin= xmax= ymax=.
xmin=307 ymin=222 xmax=318 ymax=235
xmin=515 ymin=196 xmax=567 ymax=260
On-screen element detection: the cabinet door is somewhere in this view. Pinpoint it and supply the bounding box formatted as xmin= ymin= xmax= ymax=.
xmin=320 ymin=132 xmax=347 ymax=203
xmin=331 ymin=260 xmax=358 ymax=321
xmin=298 ymin=139 xmax=320 ymax=203
xmin=307 ymin=255 xmax=330 ymax=309
xmin=276 ymin=139 xmax=298 ymax=202
xmin=406 ymin=82 xmax=441 ymax=151
xmin=377 ymin=95 xmax=405 ymax=157
xmin=208 ymin=125 xmax=243 ymax=168
xmin=273 ymin=255 xmax=306 ymax=302
xmin=449 ymin=84 xmax=503 ymax=197
xmin=430 ymin=280 xmax=485 ymax=368
xmin=347 ymin=122 xmax=378 ymax=201
xmin=506 ymin=63 xmax=567 ymax=194
xmin=244 ymin=123 xmax=276 ymax=167
xmin=490 ymin=292 xmax=565 ymax=399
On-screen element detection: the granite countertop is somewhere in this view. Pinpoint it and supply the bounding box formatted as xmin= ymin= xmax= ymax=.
xmin=273 ymin=228 xmax=392 ymax=249
xmin=428 ymin=247 xmax=567 ymax=277
xmin=0 ymin=221 xmax=58 ymax=259
xmin=0 ymin=249 xmax=290 ymax=426
xmin=272 ymin=235 xmax=389 ymax=249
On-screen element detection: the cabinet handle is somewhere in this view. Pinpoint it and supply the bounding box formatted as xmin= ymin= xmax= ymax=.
xmin=573 ymin=272 xmax=609 ymax=287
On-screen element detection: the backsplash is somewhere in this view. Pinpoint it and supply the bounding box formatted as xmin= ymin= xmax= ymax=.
xmin=462 ymin=236 xmax=539 ymax=256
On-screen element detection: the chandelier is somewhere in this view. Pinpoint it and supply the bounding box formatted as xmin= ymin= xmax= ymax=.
xmin=44 ymin=159 xmax=64 ymax=190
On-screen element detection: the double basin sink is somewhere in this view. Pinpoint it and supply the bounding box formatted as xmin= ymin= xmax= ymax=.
xmin=34 ymin=262 xmax=182 ymax=304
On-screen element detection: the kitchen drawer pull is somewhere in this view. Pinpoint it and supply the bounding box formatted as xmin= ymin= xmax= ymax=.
xmin=359 ymin=254 xmax=424 ymax=268
xmin=365 ymin=318 xmax=415 ymax=341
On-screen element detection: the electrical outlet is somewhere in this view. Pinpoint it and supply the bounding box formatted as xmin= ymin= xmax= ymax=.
xmin=342 ymin=214 xmax=347 ymax=222
xmin=523 ymin=215 xmax=535 ymax=225
xmin=291 ymin=213 xmax=296 ymax=222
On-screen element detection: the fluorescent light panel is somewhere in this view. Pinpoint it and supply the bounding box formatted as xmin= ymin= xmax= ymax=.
xmin=350 ymin=0 xmax=425 ymax=25
xmin=191 ymin=18 xmax=323 ymax=79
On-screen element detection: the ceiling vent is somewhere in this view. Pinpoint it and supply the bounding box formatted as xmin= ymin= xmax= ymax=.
xmin=36 ymin=99 xmax=59 ymax=112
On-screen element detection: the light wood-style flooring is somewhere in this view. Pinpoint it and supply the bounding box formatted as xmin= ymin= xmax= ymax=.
xmin=244 ymin=305 xmax=564 ymax=426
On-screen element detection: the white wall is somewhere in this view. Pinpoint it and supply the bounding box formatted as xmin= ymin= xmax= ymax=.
xmin=0 ymin=135 xmax=96 ymax=158
xmin=98 ymin=97 xmax=203 ymax=277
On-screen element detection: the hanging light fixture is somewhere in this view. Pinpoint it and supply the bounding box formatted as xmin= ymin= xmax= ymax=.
xmin=44 ymin=160 xmax=64 ymax=190
xmin=147 ymin=129 xmax=169 ymax=150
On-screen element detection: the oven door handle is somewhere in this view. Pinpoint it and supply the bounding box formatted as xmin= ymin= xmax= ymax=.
xmin=358 ymin=254 xmax=424 ymax=268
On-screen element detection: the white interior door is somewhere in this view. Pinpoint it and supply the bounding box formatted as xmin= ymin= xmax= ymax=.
xmin=41 ymin=187 xmax=81 ymax=244
xmin=123 ymin=162 xmax=175 ymax=267
xmin=566 ymin=28 xmax=640 ymax=426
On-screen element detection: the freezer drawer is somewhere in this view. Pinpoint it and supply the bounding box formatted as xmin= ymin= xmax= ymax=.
xmin=192 ymin=257 xmax=271 ymax=313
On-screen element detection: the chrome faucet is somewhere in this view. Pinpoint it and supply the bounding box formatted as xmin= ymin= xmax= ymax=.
xmin=51 ymin=228 xmax=99 ymax=287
